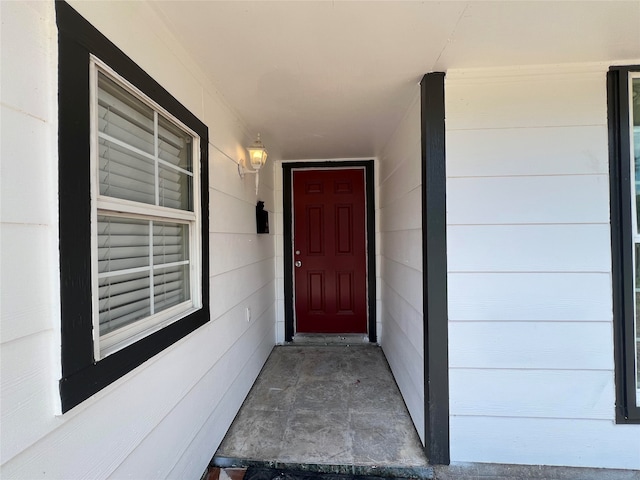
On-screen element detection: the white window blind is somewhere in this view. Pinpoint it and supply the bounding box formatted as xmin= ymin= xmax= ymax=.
xmin=91 ymin=61 xmax=200 ymax=358
xmin=98 ymin=216 xmax=189 ymax=335
xmin=97 ymin=73 xmax=193 ymax=211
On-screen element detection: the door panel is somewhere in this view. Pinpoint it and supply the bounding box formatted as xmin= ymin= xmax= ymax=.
xmin=336 ymin=271 xmax=354 ymax=313
xmin=306 ymin=206 xmax=324 ymax=254
xmin=293 ymin=169 xmax=367 ymax=333
xmin=307 ymin=271 xmax=325 ymax=313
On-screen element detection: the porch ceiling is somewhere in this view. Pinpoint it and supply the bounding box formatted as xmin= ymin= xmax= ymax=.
xmin=151 ymin=1 xmax=640 ymax=161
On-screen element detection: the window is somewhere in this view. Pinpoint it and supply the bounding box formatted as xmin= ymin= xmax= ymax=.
xmin=92 ymin=61 xmax=202 ymax=358
xmin=57 ymin=2 xmax=209 ymax=412
xmin=608 ymin=65 xmax=640 ymax=423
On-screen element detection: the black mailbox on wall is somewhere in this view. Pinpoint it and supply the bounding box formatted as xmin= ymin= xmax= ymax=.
xmin=256 ymin=201 xmax=269 ymax=234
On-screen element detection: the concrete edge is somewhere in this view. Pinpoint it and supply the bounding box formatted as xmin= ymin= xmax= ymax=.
xmin=211 ymin=456 xmax=435 ymax=478
xmin=433 ymin=462 xmax=640 ymax=480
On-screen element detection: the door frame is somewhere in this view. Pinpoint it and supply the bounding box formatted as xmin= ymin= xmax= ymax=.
xmin=283 ymin=160 xmax=376 ymax=342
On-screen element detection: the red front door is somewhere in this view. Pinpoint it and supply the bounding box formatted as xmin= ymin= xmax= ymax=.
xmin=293 ymin=169 xmax=368 ymax=333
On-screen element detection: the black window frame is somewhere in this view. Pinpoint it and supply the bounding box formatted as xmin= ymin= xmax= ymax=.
xmin=57 ymin=1 xmax=209 ymax=413
xmin=608 ymin=64 xmax=640 ymax=424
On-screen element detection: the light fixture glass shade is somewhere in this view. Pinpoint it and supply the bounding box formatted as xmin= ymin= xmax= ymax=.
xmin=246 ymin=133 xmax=268 ymax=170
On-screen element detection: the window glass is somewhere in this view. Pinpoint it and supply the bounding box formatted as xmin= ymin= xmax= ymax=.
xmin=97 ymin=72 xmax=194 ymax=212
xmin=95 ymin=212 xmax=192 ymax=351
xmin=99 ymin=139 xmax=156 ymax=204
xmin=154 ymin=264 xmax=190 ymax=314
xmin=153 ymin=221 xmax=189 ymax=265
xmin=158 ymin=115 xmax=192 ymax=170
xmin=98 ymin=73 xmax=154 ymax=154
xmin=93 ymin=65 xmax=198 ymax=358
xmin=97 ymin=216 xmax=151 ymax=335
xmin=158 ymin=115 xmax=193 ymax=211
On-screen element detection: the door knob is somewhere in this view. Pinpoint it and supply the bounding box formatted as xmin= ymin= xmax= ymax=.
xmin=295 ymin=260 xmax=302 ymax=268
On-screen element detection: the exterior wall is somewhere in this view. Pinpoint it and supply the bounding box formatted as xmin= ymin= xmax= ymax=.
xmin=0 ymin=2 xmax=276 ymax=478
xmin=446 ymin=64 xmax=640 ymax=469
xmin=4 ymin=2 xmax=637 ymax=475
xmin=377 ymin=92 xmax=425 ymax=444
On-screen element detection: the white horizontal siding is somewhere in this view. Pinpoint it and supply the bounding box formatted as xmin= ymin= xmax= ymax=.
xmin=381 ymin=256 xmax=423 ymax=315
xmin=378 ymin=100 xmax=421 ymax=183
xmin=208 ymin=283 xmax=276 ymax=355
xmin=382 ymin=302 xmax=424 ymax=428
xmin=380 ymin=229 xmax=422 ymax=270
xmin=450 ymin=369 xmax=614 ymax=419
xmin=0 ymin=331 xmax=58 ymax=463
xmin=209 ymin=189 xmax=259 ymax=235
xmin=0 ymin=1 xmax=55 ymax=124
xmin=378 ymin=92 xmax=425 ymax=444
xmin=447 ymin=175 xmax=610 ymax=225
xmin=210 ymin=233 xmax=275 ymax=276
xmin=1 ymin=106 xmax=55 ymax=226
xmin=0 ymin=223 xmax=57 ymax=344
xmin=445 ymin=64 xmax=640 ymax=469
xmin=449 ymin=321 xmax=614 ymax=370
xmin=378 ymin=187 xmax=422 ymax=233
xmin=381 ymin=279 xmax=423 ymax=357
xmin=450 ymin=416 xmax=640 ymax=469
xmin=378 ymin=143 xmax=422 ymax=205
xmin=1 ymin=2 xmax=62 ymax=467
xmin=4 ymin=329 xmax=220 ymax=477
xmin=208 ymin=147 xmax=253 ymax=202
xmin=448 ymin=273 xmax=612 ymax=321
xmin=449 ymin=321 xmax=613 ymax=371
xmin=210 ymin=259 xmax=275 ymax=321
xmin=447 ymin=125 xmax=609 ymax=177
xmin=446 ymin=70 xmax=606 ymax=130
xmin=448 ymin=224 xmax=611 ymax=272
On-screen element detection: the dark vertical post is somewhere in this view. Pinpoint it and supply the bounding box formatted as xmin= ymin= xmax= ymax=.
xmin=421 ymin=72 xmax=450 ymax=464
xmin=607 ymin=68 xmax=627 ymax=422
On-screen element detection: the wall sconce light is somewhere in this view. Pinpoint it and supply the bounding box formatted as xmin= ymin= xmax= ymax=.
xmin=247 ymin=133 xmax=268 ymax=170
xmin=238 ymin=133 xmax=268 ymax=195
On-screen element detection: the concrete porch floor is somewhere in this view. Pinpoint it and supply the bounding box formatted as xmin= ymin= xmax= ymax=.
xmin=212 ymin=344 xmax=432 ymax=478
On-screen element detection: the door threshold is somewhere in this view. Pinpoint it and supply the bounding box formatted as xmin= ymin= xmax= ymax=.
xmin=291 ymin=333 xmax=371 ymax=346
